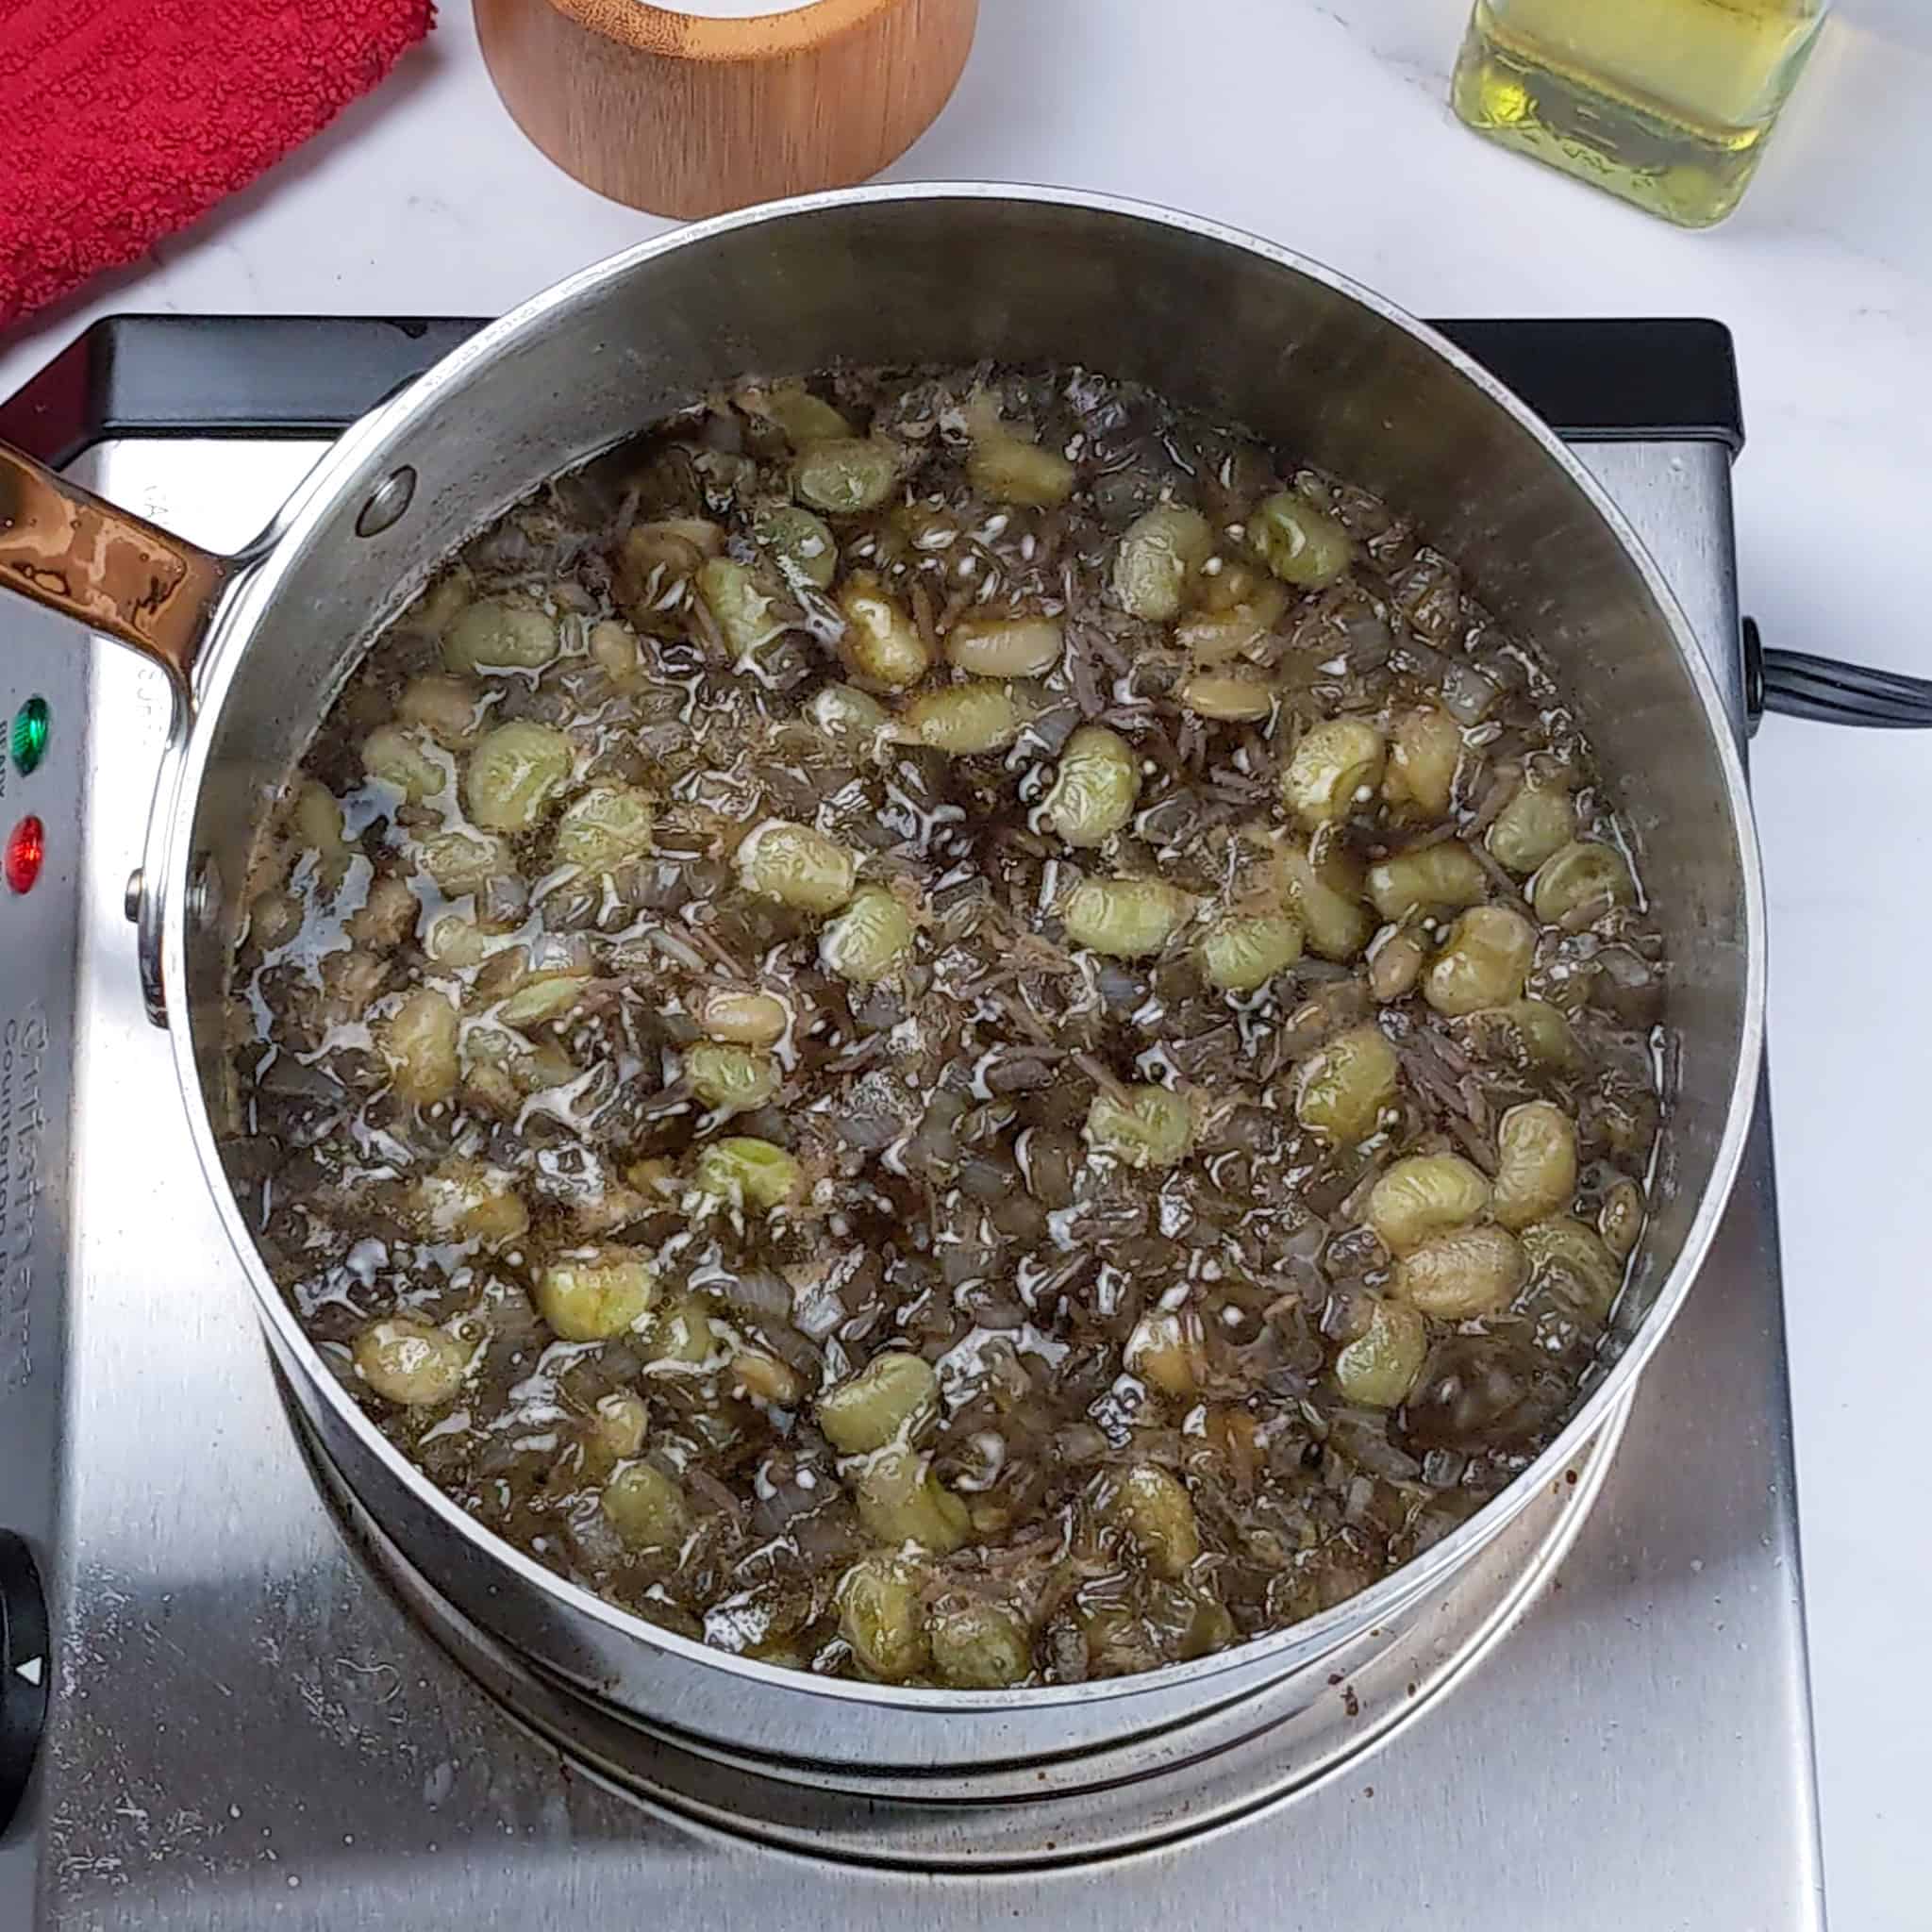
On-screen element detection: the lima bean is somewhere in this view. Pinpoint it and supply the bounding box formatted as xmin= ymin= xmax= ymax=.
xmin=1333 ymin=1300 xmax=1428 ymax=1408
xmin=1112 ymin=505 xmax=1214 ymax=621
xmin=1488 ymin=784 xmax=1576 ymax=874
xmin=695 ymin=988 xmax=791 ymax=1047
xmin=900 ymin=682 xmax=1023 ymax=755
xmin=399 ymin=569 xmax=473 ymax=640
xmin=1457 ymin=997 xmax=1580 ymax=1072
xmin=1366 ymin=1154 xmax=1492 ymax=1256
xmin=291 ymin=780 xmax=350 ymax=882
xmin=1085 ymin=1084 xmax=1194 ymax=1169
xmin=794 ymin=438 xmax=899 ymax=513
xmin=645 ymin=1294 xmax=719 ymax=1369
xmin=611 ymin=522 xmax=717 ymax=625
xmin=395 ymin=673 xmax=488 ymax=750
xmin=318 ymin=948 xmax=387 ymax=1021
xmin=354 ymin=1316 xmax=469 ymax=1407
xmin=965 ymin=404 xmax=1074 ymax=508
xmin=735 ymin=819 xmax=858 ymax=914
xmin=1368 ymin=927 xmax=1427 ymax=1002
xmin=497 ymin=971 xmax=590 ymax=1029
xmin=1424 ymin=905 xmax=1538 ymax=1016
xmin=733 ymin=1351 xmax=804 ymax=1407
xmin=589 ymin=1391 xmax=648 ymax=1463
xmin=1532 ymin=841 xmax=1637 ymax=925
xmin=425 ymin=913 xmax=491 ymax=969
xmin=1276 ymin=838 xmax=1371 ymax=960
xmin=685 ymin=1041 xmax=780 ymax=1112
xmin=1295 ymin=1024 xmax=1399 ymax=1144
xmin=1124 ymin=1310 xmax=1208 ymax=1398
xmin=1383 ymin=707 xmax=1462 ymax=819
xmin=754 ymin=504 xmax=840 ymax=589
xmin=535 ymin=1247 xmax=658 ymax=1341
xmin=698 ymin=558 xmax=780 ymax=663
xmin=945 ymin=614 xmax=1062 ymax=677
xmin=854 ymin=1447 xmax=971 ymax=1553
xmin=419 ymin=826 xmax=515 ymax=898
xmin=415 ymin=1157 xmax=529 ymax=1243
xmin=1600 ymin=1179 xmax=1646 ymax=1262
xmin=1062 ymin=877 xmax=1191 ymax=958
xmin=626 ymin=516 xmax=725 ymax=565
xmin=930 ymin=1602 xmax=1030 ymax=1688
xmin=837 ymin=575 xmax=930 ymax=689
xmin=1522 ymin=1217 xmax=1623 ymax=1319
xmin=248 ymin=890 xmax=301 ymax=951
xmin=360 ymin=724 xmax=446 ymax=802
xmin=1178 ymin=670 xmax=1274 ymax=721
xmin=1098 ymin=1465 xmax=1200 ymax=1579
xmin=1492 ymin=1102 xmax=1578 ymax=1230
xmin=602 ymin=1461 xmax=690 ymax=1550
xmin=1395 ymin=1225 xmax=1525 ymax=1319
xmin=465 ymin=721 xmax=575 ymax=833
xmin=693 ymin=1137 xmax=802 ymax=1211
xmin=1175 ymin=581 xmax=1289 ymax=663
xmin=745 ymin=382 xmax=852 ymax=447
xmin=807 ymin=681 xmax=890 ymax=744
xmin=1248 ymin=491 xmax=1352 ymax=588
xmin=1366 ymin=842 xmax=1488 ymax=921
xmin=1281 ymin=718 xmax=1387 ymax=827
xmin=1200 ymin=913 xmax=1304 ymax=992
xmin=379 ymin=988 xmax=460 ymax=1107
xmin=838 ymin=1556 xmax=928 ymax=1681
xmin=359 ymin=896 xmax=450 ymax=965
xmin=345 ymin=875 xmax=420 ymax=951
xmin=590 ymin=619 xmax=654 ymax=693
xmin=1042 ymin=726 xmax=1141 ymax=847
xmin=820 ymin=885 xmax=916 ymax=982
xmin=819 ymin=1353 xmax=940 ymax=1455
xmin=442 ymin=596 xmax=559 ymax=675
xmin=555 ymin=784 xmax=655 ymax=871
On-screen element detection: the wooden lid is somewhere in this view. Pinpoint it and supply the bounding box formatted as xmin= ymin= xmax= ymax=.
xmin=474 ymin=0 xmax=980 ymax=219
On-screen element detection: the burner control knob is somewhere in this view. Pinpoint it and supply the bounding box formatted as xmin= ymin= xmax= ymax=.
xmin=0 ymin=1531 xmax=49 ymax=1838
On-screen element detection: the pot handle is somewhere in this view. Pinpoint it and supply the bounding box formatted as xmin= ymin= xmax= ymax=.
xmin=1745 ymin=618 xmax=1932 ymax=730
xmin=0 ymin=438 xmax=230 ymax=694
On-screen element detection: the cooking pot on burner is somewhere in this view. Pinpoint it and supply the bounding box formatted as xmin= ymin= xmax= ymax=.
xmin=0 ymin=186 xmax=1769 ymax=1775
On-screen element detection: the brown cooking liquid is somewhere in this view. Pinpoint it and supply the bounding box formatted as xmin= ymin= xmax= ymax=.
xmin=218 ymin=364 xmax=1665 ymax=1688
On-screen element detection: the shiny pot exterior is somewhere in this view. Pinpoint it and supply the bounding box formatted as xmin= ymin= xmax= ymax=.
xmin=42 ymin=188 xmax=1773 ymax=1773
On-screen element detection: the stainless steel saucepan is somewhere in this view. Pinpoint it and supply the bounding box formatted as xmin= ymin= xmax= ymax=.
xmin=0 ymin=186 xmax=1778 ymax=1777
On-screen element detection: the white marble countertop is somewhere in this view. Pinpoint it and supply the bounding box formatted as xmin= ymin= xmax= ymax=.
xmin=3 ymin=0 xmax=1927 ymax=1922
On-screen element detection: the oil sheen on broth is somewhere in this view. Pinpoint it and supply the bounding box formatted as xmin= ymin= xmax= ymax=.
xmin=220 ymin=365 xmax=1666 ymax=1688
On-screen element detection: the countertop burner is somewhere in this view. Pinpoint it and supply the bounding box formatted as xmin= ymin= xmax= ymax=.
xmin=0 ymin=318 xmax=1824 ymax=1929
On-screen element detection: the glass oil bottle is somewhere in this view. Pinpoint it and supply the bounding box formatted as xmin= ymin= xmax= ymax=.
xmin=1451 ymin=0 xmax=1832 ymax=227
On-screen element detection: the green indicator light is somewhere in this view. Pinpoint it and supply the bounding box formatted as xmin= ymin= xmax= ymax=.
xmin=11 ymin=696 xmax=49 ymax=774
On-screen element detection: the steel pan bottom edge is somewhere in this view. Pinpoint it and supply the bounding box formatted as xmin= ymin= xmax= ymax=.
xmin=291 ymin=1389 xmax=1629 ymax=1872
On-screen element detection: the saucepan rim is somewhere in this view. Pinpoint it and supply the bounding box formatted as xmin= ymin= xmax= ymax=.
xmin=158 ymin=181 xmax=1768 ymax=1714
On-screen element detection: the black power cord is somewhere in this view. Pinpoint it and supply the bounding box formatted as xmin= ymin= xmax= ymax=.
xmin=1747 ymin=617 xmax=1932 ymax=729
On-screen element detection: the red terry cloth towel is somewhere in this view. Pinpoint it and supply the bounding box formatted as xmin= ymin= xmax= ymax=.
xmin=0 ymin=0 xmax=434 ymax=330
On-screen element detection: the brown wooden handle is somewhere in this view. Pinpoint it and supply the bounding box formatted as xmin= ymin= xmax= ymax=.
xmin=0 ymin=439 xmax=229 ymax=691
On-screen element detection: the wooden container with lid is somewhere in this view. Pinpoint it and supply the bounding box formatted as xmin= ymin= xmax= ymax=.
xmin=474 ymin=0 xmax=979 ymax=219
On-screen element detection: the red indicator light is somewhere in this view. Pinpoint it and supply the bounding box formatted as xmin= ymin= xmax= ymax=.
xmin=5 ymin=816 xmax=44 ymax=894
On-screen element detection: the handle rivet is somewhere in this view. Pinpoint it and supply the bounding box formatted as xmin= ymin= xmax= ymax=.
xmin=357 ymin=467 xmax=417 ymax=539
xmin=188 ymin=859 xmax=218 ymax=925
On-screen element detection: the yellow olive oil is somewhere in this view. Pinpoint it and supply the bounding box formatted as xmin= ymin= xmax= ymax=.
xmin=1452 ymin=0 xmax=1830 ymax=226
